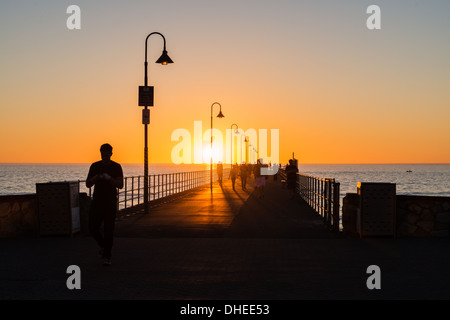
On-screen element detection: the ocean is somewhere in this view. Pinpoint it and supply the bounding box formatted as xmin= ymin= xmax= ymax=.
xmin=0 ymin=163 xmax=449 ymax=198
xmin=0 ymin=163 xmax=209 ymax=196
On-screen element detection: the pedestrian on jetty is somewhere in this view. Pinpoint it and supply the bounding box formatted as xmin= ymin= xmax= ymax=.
xmin=229 ymin=163 xmax=239 ymax=190
xmin=86 ymin=143 xmax=124 ymax=266
xmin=253 ymin=159 xmax=265 ymax=198
xmin=240 ymin=162 xmax=248 ymax=191
xmin=286 ymin=159 xmax=298 ymax=199
xmin=217 ymin=161 xmax=223 ymax=185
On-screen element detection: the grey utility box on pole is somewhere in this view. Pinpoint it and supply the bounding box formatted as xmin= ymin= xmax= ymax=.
xmin=357 ymin=182 xmax=396 ymax=238
xmin=36 ymin=181 xmax=80 ymax=236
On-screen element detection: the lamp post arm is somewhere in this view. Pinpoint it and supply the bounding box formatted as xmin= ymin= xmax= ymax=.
xmin=210 ymin=102 xmax=221 ymax=117
xmin=144 ymin=32 xmax=167 ymax=86
xmin=230 ymin=124 xmax=238 ymax=164
xmin=210 ymin=102 xmax=222 ymax=142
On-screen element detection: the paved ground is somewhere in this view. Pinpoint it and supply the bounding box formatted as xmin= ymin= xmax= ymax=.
xmin=1 ymin=176 xmax=450 ymax=300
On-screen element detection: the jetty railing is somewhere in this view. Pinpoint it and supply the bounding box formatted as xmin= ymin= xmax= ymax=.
xmin=78 ymin=168 xmax=230 ymax=212
xmin=280 ymin=170 xmax=340 ymax=231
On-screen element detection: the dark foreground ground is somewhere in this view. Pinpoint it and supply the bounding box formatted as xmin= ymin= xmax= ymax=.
xmin=1 ymin=178 xmax=449 ymax=300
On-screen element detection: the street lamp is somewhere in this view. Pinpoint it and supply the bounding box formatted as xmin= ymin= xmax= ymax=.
xmin=210 ymin=102 xmax=224 ymax=192
xmin=244 ymin=136 xmax=249 ymax=164
xmin=139 ymin=32 xmax=173 ymax=214
xmin=230 ymin=124 xmax=239 ymax=165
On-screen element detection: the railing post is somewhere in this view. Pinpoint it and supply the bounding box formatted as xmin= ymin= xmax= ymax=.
xmin=315 ymin=179 xmax=318 ymax=213
xmin=324 ymin=179 xmax=330 ymax=228
xmin=333 ymin=182 xmax=340 ymax=232
xmin=309 ymin=176 xmax=312 ymax=207
xmin=131 ymin=177 xmax=134 ymax=207
xmin=124 ymin=177 xmax=128 ymax=210
xmin=158 ymin=174 xmax=160 ymax=199
xmin=151 ymin=175 xmax=154 ymax=201
xmin=137 ymin=176 xmax=141 ymax=205
xmin=324 ymin=179 xmax=327 ymax=221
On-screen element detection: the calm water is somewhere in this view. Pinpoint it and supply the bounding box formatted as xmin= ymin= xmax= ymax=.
xmin=298 ymin=163 xmax=450 ymax=198
xmin=0 ymin=163 xmax=209 ymax=195
xmin=0 ymin=163 xmax=449 ymax=197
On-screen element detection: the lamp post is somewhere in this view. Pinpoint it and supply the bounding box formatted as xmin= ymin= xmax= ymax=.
xmin=244 ymin=136 xmax=249 ymax=164
xmin=230 ymin=124 xmax=238 ymax=165
xmin=210 ymin=102 xmax=224 ymax=192
xmin=139 ymin=32 xmax=173 ymax=214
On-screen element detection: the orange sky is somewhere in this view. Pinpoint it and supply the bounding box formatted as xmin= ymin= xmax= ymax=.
xmin=1 ymin=1 xmax=449 ymax=165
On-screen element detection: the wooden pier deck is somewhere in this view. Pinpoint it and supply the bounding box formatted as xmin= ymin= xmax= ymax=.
xmin=114 ymin=176 xmax=339 ymax=239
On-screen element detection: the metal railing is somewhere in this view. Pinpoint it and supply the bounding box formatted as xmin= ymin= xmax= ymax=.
xmin=280 ymin=169 xmax=340 ymax=231
xmin=78 ymin=168 xmax=230 ymax=212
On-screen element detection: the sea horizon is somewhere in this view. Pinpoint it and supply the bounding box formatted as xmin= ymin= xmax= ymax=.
xmin=1 ymin=163 xmax=449 ymax=197
xmin=1 ymin=162 xmax=449 ymax=165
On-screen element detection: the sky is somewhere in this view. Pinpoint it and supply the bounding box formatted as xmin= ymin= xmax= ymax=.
xmin=0 ymin=0 xmax=449 ymax=164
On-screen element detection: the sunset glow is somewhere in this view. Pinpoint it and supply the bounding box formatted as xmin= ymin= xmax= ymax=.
xmin=0 ymin=1 xmax=449 ymax=165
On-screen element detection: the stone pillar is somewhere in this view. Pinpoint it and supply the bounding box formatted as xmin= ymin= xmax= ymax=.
xmin=342 ymin=193 xmax=359 ymax=236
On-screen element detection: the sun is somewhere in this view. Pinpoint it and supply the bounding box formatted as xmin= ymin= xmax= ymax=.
xmin=202 ymin=145 xmax=223 ymax=164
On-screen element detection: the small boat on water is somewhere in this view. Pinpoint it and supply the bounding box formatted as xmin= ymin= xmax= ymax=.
xmin=406 ymin=170 xmax=412 ymax=173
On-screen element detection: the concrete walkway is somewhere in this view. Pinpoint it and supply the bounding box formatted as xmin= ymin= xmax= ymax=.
xmin=1 ymin=177 xmax=450 ymax=300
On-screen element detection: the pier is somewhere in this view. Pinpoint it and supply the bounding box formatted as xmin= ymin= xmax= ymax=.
xmin=1 ymin=171 xmax=450 ymax=300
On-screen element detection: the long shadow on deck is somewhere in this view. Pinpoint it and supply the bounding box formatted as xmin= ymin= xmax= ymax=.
xmin=225 ymin=179 xmax=340 ymax=239
xmin=115 ymin=176 xmax=340 ymax=239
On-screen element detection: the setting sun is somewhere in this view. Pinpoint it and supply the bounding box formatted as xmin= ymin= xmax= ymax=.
xmin=202 ymin=144 xmax=223 ymax=164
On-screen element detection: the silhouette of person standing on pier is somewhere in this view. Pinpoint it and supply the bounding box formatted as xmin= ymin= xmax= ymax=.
xmin=217 ymin=162 xmax=223 ymax=185
xmin=86 ymin=143 xmax=123 ymax=266
xmin=229 ymin=163 xmax=238 ymax=190
xmin=240 ymin=162 xmax=248 ymax=191
xmin=253 ymin=159 xmax=265 ymax=198
xmin=286 ymin=159 xmax=298 ymax=199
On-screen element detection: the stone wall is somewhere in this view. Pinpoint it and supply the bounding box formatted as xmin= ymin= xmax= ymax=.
xmin=0 ymin=193 xmax=92 ymax=238
xmin=342 ymin=193 xmax=450 ymax=237
xmin=342 ymin=193 xmax=359 ymax=236
xmin=396 ymin=195 xmax=450 ymax=237
xmin=0 ymin=194 xmax=38 ymax=238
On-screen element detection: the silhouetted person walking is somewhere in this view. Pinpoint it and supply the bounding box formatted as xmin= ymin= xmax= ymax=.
xmin=86 ymin=143 xmax=123 ymax=266
xmin=240 ymin=162 xmax=248 ymax=190
xmin=253 ymin=159 xmax=265 ymax=198
xmin=229 ymin=163 xmax=238 ymax=190
xmin=286 ymin=159 xmax=298 ymax=199
xmin=217 ymin=162 xmax=223 ymax=184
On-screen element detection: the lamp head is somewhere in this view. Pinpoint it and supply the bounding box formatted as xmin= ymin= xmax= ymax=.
xmin=217 ymin=110 xmax=225 ymax=118
xmin=156 ymin=50 xmax=174 ymax=65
